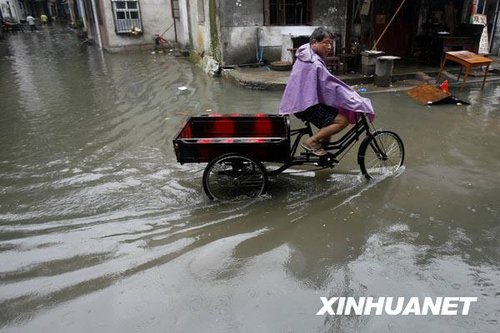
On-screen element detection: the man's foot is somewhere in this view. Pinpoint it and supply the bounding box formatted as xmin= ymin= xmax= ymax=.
xmin=301 ymin=142 xmax=327 ymax=156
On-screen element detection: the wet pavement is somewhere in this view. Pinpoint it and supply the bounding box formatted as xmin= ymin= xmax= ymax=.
xmin=222 ymin=55 xmax=500 ymax=91
xmin=1 ymin=25 xmax=500 ymax=333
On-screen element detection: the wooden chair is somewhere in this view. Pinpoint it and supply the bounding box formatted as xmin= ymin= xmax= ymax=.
xmin=339 ymin=38 xmax=360 ymax=73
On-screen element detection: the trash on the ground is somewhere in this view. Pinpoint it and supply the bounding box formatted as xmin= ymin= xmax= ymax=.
xmin=407 ymin=83 xmax=469 ymax=105
xmin=439 ymin=80 xmax=449 ymax=93
xmin=178 ymin=86 xmax=188 ymax=91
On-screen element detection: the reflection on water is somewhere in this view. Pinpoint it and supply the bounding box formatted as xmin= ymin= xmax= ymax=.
xmin=1 ymin=26 xmax=499 ymax=332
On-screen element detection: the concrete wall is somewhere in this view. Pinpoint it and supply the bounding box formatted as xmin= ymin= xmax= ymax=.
xmin=218 ymin=0 xmax=262 ymax=65
xmin=0 ymin=0 xmax=23 ymax=21
xmin=217 ymin=0 xmax=347 ymax=66
xmin=100 ymin=0 xmax=176 ymax=52
xmin=177 ymin=0 xmax=190 ymax=45
xmin=187 ymin=0 xmax=212 ymax=52
xmin=185 ymin=0 xmax=224 ymax=76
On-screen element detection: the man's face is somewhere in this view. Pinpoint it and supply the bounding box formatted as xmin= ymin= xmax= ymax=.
xmin=311 ymin=38 xmax=333 ymax=58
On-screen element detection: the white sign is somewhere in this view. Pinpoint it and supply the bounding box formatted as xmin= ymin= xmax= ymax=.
xmin=316 ymin=297 xmax=478 ymax=316
xmin=472 ymin=14 xmax=489 ymax=54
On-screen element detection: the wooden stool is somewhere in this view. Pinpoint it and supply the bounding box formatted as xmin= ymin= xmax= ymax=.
xmin=437 ymin=51 xmax=492 ymax=90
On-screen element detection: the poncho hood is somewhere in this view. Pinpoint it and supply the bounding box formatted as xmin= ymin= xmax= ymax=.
xmin=295 ymin=42 xmax=320 ymax=63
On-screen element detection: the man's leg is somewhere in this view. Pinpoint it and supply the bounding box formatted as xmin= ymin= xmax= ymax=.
xmin=304 ymin=113 xmax=348 ymax=149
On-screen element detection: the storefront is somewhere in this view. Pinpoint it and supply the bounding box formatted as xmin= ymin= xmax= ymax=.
xmin=348 ymin=0 xmax=498 ymax=62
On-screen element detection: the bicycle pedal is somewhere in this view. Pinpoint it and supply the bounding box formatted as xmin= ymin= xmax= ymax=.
xmin=318 ymin=153 xmax=338 ymax=167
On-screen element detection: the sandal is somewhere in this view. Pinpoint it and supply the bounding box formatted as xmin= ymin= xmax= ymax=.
xmin=301 ymin=142 xmax=327 ymax=156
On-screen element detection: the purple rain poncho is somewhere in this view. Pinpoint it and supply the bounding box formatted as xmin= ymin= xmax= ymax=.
xmin=279 ymin=43 xmax=375 ymax=124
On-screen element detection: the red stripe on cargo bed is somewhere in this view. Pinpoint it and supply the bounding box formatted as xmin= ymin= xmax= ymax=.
xmin=254 ymin=117 xmax=273 ymax=136
xmin=212 ymin=117 xmax=235 ymax=136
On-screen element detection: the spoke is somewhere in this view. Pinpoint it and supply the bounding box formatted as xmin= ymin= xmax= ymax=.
xmin=361 ymin=132 xmax=404 ymax=179
xmin=204 ymin=155 xmax=267 ymax=201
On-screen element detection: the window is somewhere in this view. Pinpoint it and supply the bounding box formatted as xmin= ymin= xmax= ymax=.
xmin=112 ymin=0 xmax=143 ymax=34
xmin=264 ymin=0 xmax=312 ymax=25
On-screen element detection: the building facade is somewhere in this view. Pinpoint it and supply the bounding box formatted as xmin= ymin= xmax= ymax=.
xmin=183 ymin=0 xmax=500 ymax=72
xmin=2 ymin=1 xmax=499 ymax=71
xmin=75 ymin=0 xmax=348 ymax=63
xmin=77 ymin=0 xmax=176 ymax=52
xmin=0 ymin=0 xmax=25 ymax=22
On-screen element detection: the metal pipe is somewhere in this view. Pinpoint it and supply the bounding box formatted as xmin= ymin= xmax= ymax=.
xmin=76 ymin=0 xmax=87 ymax=31
xmin=90 ymin=0 xmax=102 ymax=49
xmin=170 ymin=0 xmax=178 ymax=43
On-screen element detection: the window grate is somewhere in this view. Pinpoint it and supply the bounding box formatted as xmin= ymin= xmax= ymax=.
xmin=112 ymin=0 xmax=143 ymax=34
xmin=265 ymin=0 xmax=312 ymax=26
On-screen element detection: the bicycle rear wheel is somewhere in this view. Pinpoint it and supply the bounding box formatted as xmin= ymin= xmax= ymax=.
xmin=202 ymin=154 xmax=268 ymax=201
xmin=358 ymin=131 xmax=404 ymax=179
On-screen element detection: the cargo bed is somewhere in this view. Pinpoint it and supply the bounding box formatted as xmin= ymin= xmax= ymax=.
xmin=173 ymin=114 xmax=290 ymax=164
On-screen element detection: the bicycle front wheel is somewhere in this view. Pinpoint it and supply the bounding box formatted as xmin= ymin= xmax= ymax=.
xmin=358 ymin=131 xmax=405 ymax=179
xmin=202 ymin=154 xmax=268 ymax=201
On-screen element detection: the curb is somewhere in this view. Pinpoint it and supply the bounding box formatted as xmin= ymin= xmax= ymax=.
xmin=223 ymin=67 xmax=500 ymax=92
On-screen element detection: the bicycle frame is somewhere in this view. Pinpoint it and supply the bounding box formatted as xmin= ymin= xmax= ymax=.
xmin=267 ymin=113 xmax=374 ymax=176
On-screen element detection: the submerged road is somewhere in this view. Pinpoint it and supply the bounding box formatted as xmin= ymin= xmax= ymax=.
xmin=1 ymin=25 xmax=499 ymax=332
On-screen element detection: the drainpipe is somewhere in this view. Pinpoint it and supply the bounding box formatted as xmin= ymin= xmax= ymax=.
xmin=170 ymin=0 xmax=178 ymax=43
xmin=76 ymin=0 xmax=87 ymax=31
xmin=67 ymin=0 xmax=76 ymax=25
xmin=90 ymin=0 xmax=102 ymax=49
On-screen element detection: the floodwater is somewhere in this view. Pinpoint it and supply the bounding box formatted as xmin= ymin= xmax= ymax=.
xmin=1 ymin=26 xmax=499 ymax=332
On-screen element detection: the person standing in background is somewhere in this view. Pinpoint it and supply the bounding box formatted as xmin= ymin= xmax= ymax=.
xmin=40 ymin=14 xmax=48 ymax=26
xmin=26 ymin=15 xmax=36 ymax=32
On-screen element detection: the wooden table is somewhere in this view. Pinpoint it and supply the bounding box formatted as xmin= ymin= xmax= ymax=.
xmin=437 ymin=51 xmax=492 ymax=90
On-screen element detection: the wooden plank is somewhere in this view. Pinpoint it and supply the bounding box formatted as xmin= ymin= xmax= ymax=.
xmin=407 ymin=84 xmax=450 ymax=105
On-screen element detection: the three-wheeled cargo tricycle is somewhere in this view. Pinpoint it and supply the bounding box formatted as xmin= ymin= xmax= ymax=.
xmin=173 ymin=113 xmax=404 ymax=201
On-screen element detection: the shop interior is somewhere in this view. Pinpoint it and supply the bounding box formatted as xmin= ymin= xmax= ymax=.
xmin=347 ymin=0 xmax=497 ymax=65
